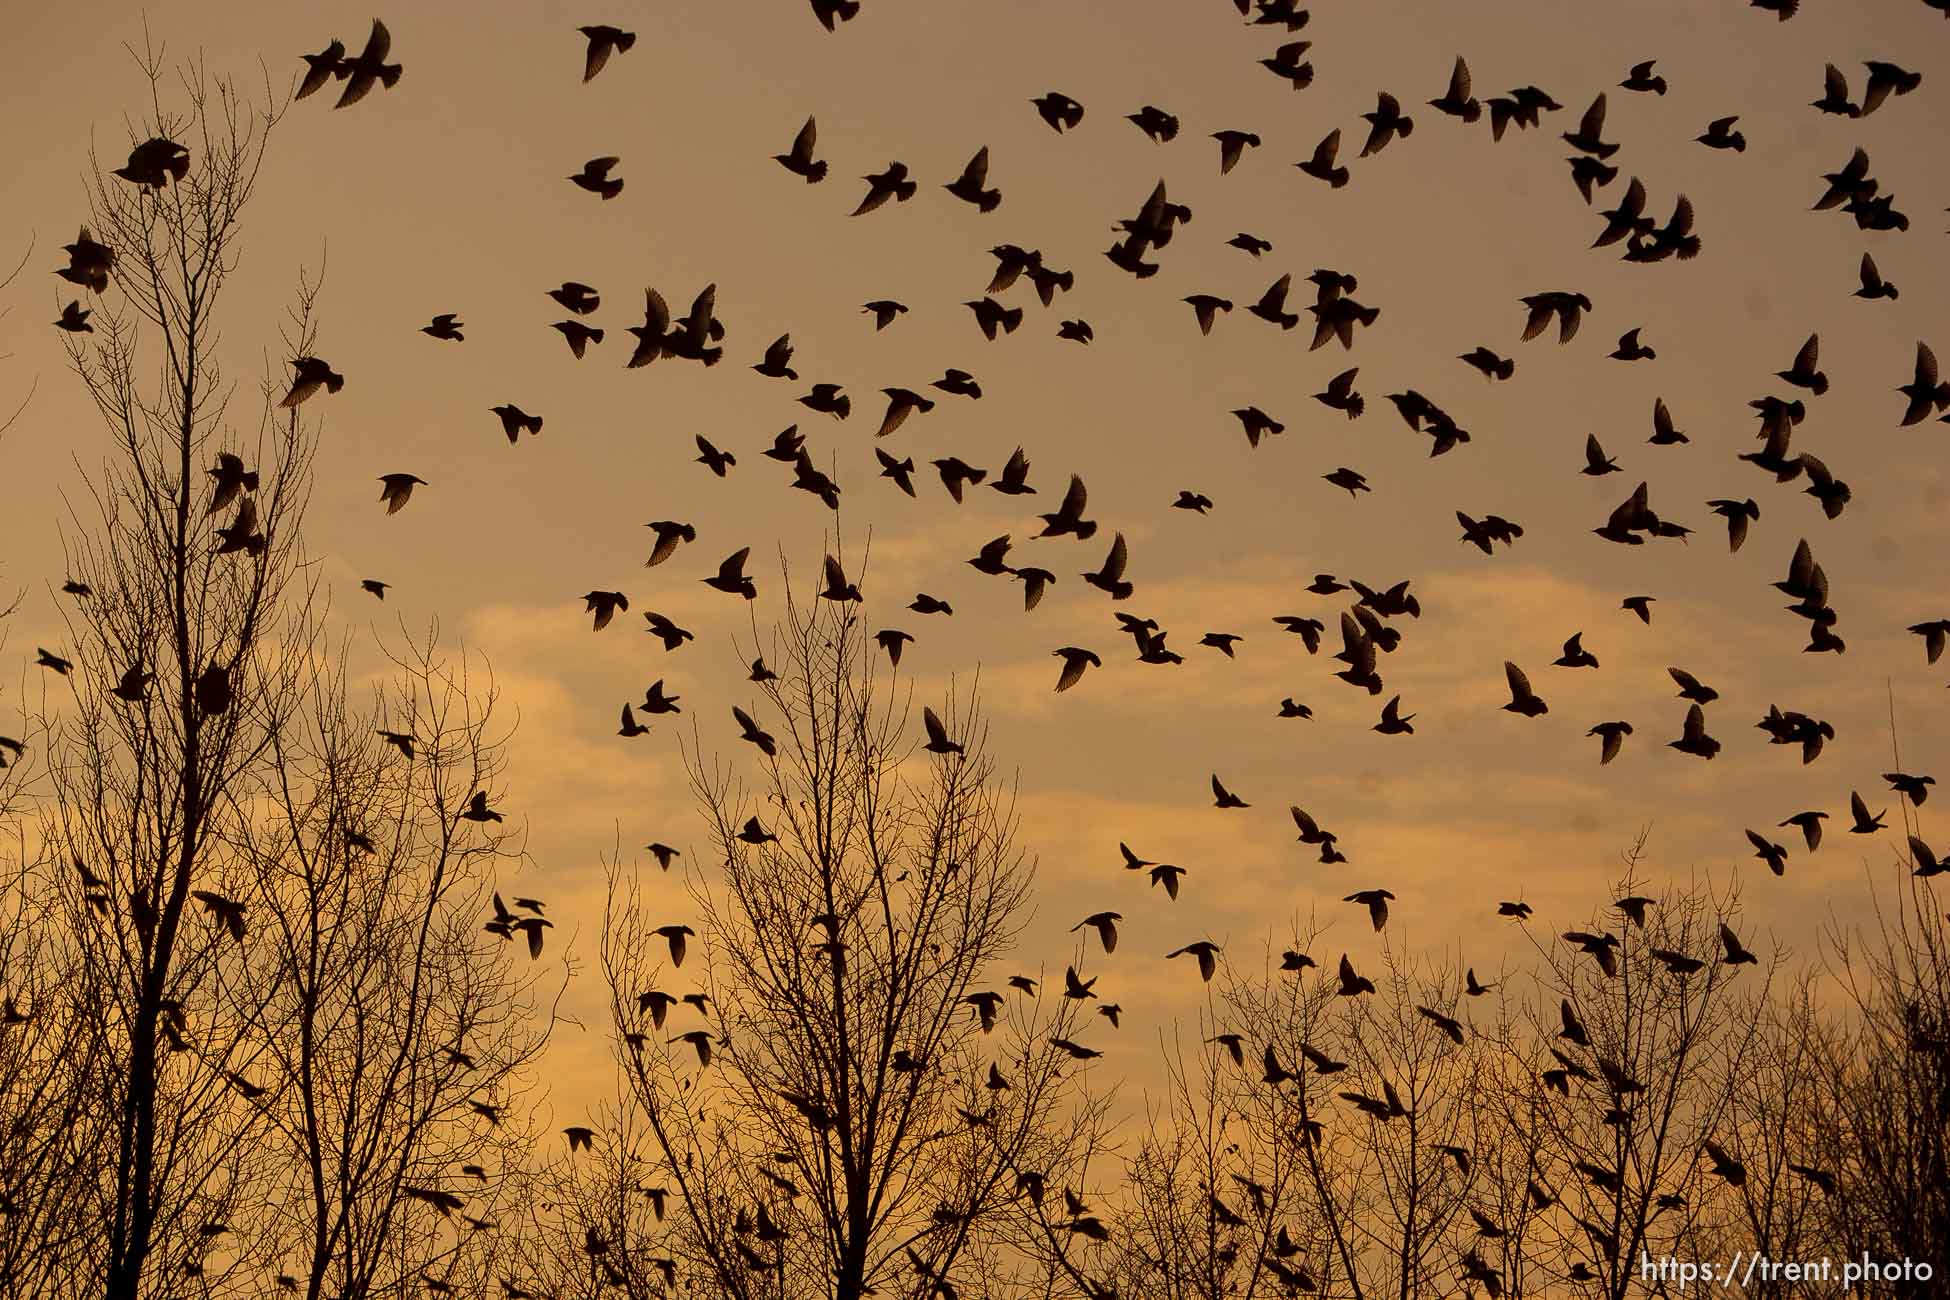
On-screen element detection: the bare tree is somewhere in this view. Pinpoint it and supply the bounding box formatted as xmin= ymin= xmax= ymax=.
xmin=1487 ymin=851 xmax=1773 ymax=1300
xmin=229 ymin=628 xmax=563 ymax=1300
xmin=580 ymin=559 xmax=1107 ymax=1300
xmin=1800 ymin=848 xmax=1950 ymax=1298
xmin=1116 ymin=925 xmax=1495 ymax=1300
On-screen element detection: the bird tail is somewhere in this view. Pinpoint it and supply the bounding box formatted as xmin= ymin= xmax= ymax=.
xmin=980 ymin=192 xmax=1001 ymax=213
xmin=1675 ymin=236 xmax=1701 ymax=260
xmin=525 ymin=417 xmax=544 ymax=435
xmin=380 ymin=65 xmax=404 ymax=89
xmin=807 ymin=160 xmax=828 ymax=183
xmin=1346 ymin=395 xmax=1364 ymax=419
xmin=617 ymin=32 xmax=638 ymax=52
xmin=1398 ymin=116 xmax=1414 ymax=138
xmin=835 ymin=397 xmax=852 ymax=418
xmin=1075 ymin=520 xmax=1098 ymax=540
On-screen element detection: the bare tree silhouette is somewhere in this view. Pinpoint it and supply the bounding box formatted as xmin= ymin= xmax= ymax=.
xmin=577 ymin=557 xmax=1109 ymax=1300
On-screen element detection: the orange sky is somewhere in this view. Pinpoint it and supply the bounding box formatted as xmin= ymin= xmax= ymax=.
xmin=3 ymin=0 xmax=1946 ymax=1118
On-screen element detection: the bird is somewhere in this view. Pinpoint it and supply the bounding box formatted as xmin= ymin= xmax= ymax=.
xmin=944 ymin=147 xmax=1001 ymax=212
xmin=1649 ymin=398 xmax=1687 ymax=446
xmin=1622 ymin=596 xmax=1655 ymax=623
xmin=1212 ymin=130 xmax=1260 ymax=174
xmin=1521 ymin=292 xmax=1591 ymax=344
xmin=1855 ymin=252 xmax=1898 ymax=301
xmin=1746 ymin=830 xmax=1789 ymax=876
xmin=1072 ymin=912 xmax=1120 ymax=955
xmin=1555 ymin=633 xmax=1600 ymax=669
xmin=854 ymin=163 xmax=918 ymax=216
xmin=1429 ymin=56 xmax=1482 ymax=122
xmin=548 ymin=281 xmax=600 ymax=314
xmin=377 ymin=475 xmax=424 ymax=514
xmin=921 ymin=707 xmax=964 ymax=756
xmin=1052 ymin=648 xmax=1100 ymax=692
xmin=1860 ymin=61 xmax=1922 ymax=116
xmin=296 ymin=38 xmax=347 ymax=100
xmin=1081 ymin=534 xmax=1133 ymax=600
xmin=583 ymin=591 xmax=628 ymax=631
xmin=1611 ymin=328 xmax=1655 ymax=361
xmin=642 ymin=520 xmax=697 ymax=569
xmin=773 ymin=116 xmax=826 ymax=182
xmin=1621 ymin=60 xmax=1667 ymax=94
xmin=577 ymin=24 xmax=634 ymax=81
xmin=1324 ymin=468 xmax=1371 ymax=498
xmin=1359 ymin=93 xmax=1414 ymax=156
xmin=279 ymin=356 xmax=344 ymax=408
xmin=1847 ymin=791 xmax=1886 ymax=834
xmin=1374 ymin=695 xmax=1415 ymax=735
xmin=1460 ymin=347 xmax=1515 ymax=381
xmin=1777 ymin=334 xmax=1828 ymax=396
xmin=421 ymin=313 xmax=464 ymax=341
xmin=1346 ymin=889 xmax=1395 ymax=931
xmin=54 ymin=300 xmax=92 ymax=333
xmin=551 ymin=319 xmax=603 ymax=359
xmin=1668 ymin=668 xmax=1718 ymax=706
xmin=1210 ymin=775 xmax=1248 ymax=809
xmin=752 ymin=335 xmax=797 ymax=382
xmin=1296 ymin=130 xmax=1349 ymax=187
xmin=1813 ymin=64 xmax=1860 ymax=117
xmin=1126 ymin=105 xmax=1179 ymax=142
xmin=701 ymin=549 xmax=757 ymax=600
xmin=569 ymin=157 xmax=625 ymax=200
xmin=818 ymin=555 xmax=861 ymax=603
xmin=1719 ymin=924 xmax=1758 ymax=966
xmin=643 ymin=613 xmax=694 ymax=652
xmin=694 ymin=436 xmax=734 ymax=477
xmin=1032 ymin=92 xmax=1084 ymax=133
xmin=1337 ymin=954 xmax=1375 ymax=996
xmin=1707 ymin=499 xmax=1760 ymax=552
xmin=1502 ymin=663 xmax=1548 ymax=717
xmin=1563 ymin=94 xmax=1617 ymax=157
xmin=1314 ymin=367 xmax=1364 ymax=419
xmin=733 ymin=707 xmax=776 ymax=757
xmin=1588 ymin=721 xmax=1633 ymax=765
xmin=1167 ymin=941 xmax=1221 ymax=982
xmin=876 ymin=388 xmax=935 ymax=439
xmin=876 ymin=629 xmax=913 ymax=668
xmin=1261 ymin=40 xmax=1313 ymax=89
xmin=1227 ymin=232 xmax=1272 ymax=257
xmin=1897 ymin=343 xmax=1949 ymax=426
xmin=334 ymin=20 xmax=402 ymax=109
xmin=1697 ymin=116 xmax=1746 ymax=152
xmin=1668 ymin=705 xmax=1719 ymax=760
xmin=460 ymin=792 xmax=502 ymax=824
xmin=862 ymin=300 xmax=908 ymax=331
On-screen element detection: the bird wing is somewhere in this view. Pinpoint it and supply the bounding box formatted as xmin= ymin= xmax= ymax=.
xmin=1917 ymin=341 xmax=1939 ymax=388
xmin=1312 ymin=129 xmax=1341 ymax=166
xmin=923 ymin=706 xmax=948 ymax=746
xmin=1058 ymin=474 xmax=1087 ymax=518
xmin=792 ymin=115 xmax=817 ymax=159
xmin=1578 ymin=94 xmax=1607 ymax=139
xmin=1449 ymin=56 xmax=1472 ymax=101
xmin=1102 ymin=533 xmax=1127 ymax=581
xmin=1505 ymin=661 xmax=1532 ymax=702
xmin=960 ymin=146 xmax=989 ymax=187
xmin=359 ymin=18 xmax=392 ymax=63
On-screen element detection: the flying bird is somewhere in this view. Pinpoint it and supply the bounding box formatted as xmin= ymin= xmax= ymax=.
xmin=334 ymin=20 xmax=402 ymax=109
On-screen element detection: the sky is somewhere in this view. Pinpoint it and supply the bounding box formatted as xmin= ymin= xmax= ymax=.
xmin=2 ymin=0 xmax=1946 ymax=1121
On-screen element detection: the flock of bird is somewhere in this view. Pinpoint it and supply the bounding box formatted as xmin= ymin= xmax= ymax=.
xmin=14 ymin=2 xmax=1950 ymax=1289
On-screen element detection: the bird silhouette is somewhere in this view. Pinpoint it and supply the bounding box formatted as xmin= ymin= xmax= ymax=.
xmin=334 ymin=20 xmax=401 ymax=109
